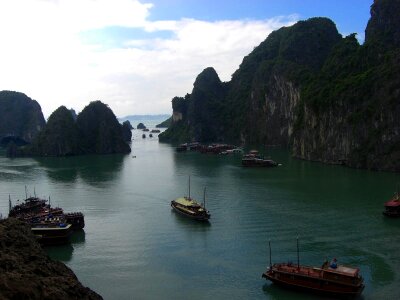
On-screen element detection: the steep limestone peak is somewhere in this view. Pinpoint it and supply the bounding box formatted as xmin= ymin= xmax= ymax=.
xmin=365 ymin=0 xmax=400 ymax=47
xmin=193 ymin=67 xmax=222 ymax=92
xmin=0 ymin=90 xmax=45 ymax=143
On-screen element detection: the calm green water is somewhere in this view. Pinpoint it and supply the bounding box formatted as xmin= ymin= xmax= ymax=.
xmin=1 ymin=129 xmax=400 ymax=299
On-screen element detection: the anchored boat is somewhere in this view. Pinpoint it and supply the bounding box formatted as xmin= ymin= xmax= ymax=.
xmin=383 ymin=191 xmax=400 ymax=217
xmin=31 ymin=220 xmax=73 ymax=245
xmin=262 ymin=240 xmax=364 ymax=297
xmin=171 ymin=177 xmax=210 ymax=221
xmin=242 ymin=150 xmax=278 ymax=167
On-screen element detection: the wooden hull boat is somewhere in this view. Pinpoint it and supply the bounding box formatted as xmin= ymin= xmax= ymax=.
xmin=383 ymin=192 xmax=400 ymax=217
xmin=171 ymin=177 xmax=210 ymax=221
xmin=242 ymin=157 xmax=278 ymax=167
xmin=262 ymin=240 xmax=364 ymax=297
xmin=31 ymin=223 xmax=72 ymax=245
xmin=171 ymin=198 xmax=210 ymax=221
xmin=65 ymin=212 xmax=85 ymax=230
xmin=242 ymin=150 xmax=278 ymax=167
xmin=263 ymin=263 xmax=364 ymax=297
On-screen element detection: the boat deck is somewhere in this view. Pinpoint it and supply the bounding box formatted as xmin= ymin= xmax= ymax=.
xmin=272 ymin=263 xmax=360 ymax=279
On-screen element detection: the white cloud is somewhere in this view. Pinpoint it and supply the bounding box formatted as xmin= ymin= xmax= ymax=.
xmin=0 ymin=0 xmax=297 ymax=117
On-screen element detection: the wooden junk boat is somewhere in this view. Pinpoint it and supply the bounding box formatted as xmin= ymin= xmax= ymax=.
xmin=242 ymin=150 xmax=278 ymax=167
xmin=171 ymin=177 xmax=210 ymax=221
xmin=262 ymin=240 xmax=364 ymax=297
xmin=383 ymin=191 xmax=400 ymax=217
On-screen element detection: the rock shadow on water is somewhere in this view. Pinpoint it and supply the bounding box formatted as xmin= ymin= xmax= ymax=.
xmin=70 ymin=229 xmax=86 ymax=244
xmin=34 ymin=157 xmax=79 ymax=183
xmin=44 ymin=243 xmax=74 ymax=262
xmin=44 ymin=231 xmax=85 ymax=262
xmin=77 ymin=154 xmax=124 ymax=185
xmin=35 ymin=154 xmax=124 ymax=186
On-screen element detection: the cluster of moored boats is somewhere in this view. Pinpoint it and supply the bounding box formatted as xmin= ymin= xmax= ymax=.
xmin=8 ymin=191 xmax=84 ymax=245
xmin=176 ymin=143 xmax=280 ymax=167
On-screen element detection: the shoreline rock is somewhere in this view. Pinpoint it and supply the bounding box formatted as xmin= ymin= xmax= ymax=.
xmin=0 ymin=218 xmax=102 ymax=300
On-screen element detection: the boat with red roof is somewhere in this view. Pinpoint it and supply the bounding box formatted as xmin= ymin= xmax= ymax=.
xmin=383 ymin=191 xmax=400 ymax=217
xmin=262 ymin=240 xmax=364 ymax=297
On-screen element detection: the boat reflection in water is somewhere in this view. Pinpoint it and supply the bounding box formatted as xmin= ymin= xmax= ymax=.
xmin=262 ymin=240 xmax=364 ymax=297
xmin=171 ymin=176 xmax=210 ymax=221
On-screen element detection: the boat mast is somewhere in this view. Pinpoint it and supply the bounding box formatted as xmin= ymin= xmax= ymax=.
xmin=203 ymin=187 xmax=206 ymax=208
xmin=188 ymin=176 xmax=191 ymax=199
xmin=34 ymin=187 xmax=36 ymax=197
xmin=269 ymin=240 xmax=272 ymax=268
xmin=9 ymin=194 xmax=12 ymax=214
xmin=297 ymin=237 xmax=300 ymax=269
xmin=25 ymin=185 xmax=27 ymax=199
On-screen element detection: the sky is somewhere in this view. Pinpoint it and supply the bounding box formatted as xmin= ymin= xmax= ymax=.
xmin=0 ymin=0 xmax=372 ymax=118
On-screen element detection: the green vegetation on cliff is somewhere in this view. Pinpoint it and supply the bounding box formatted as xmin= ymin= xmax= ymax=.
xmin=161 ymin=0 xmax=400 ymax=171
xmin=0 ymin=91 xmax=45 ymax=144
xmin=76 ymin=101 xmax=131 ymax=154
xmin=30 ymin=106 xmax=79 ymax=156
xmin=24 ymin=101 xmax=130 ymax=156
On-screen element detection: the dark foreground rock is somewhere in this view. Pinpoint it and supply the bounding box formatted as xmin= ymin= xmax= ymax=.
xmin=0 ymin=218 xmax=102 ymax=300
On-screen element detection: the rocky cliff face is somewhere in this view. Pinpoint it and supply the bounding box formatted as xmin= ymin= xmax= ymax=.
xmin=365 ymin=0 xmax=400 ymax=48
xmin=292 ymin=0 xmax=400 ymax=171
xmin=0 ymin=218 xmax=102 ymax=300
xmin=159 ymin=68 xmax=227 ymax=143
xmin=0 ymin=91 xmax=45 ymax=144
xmin=161 ymin=0 xmax=400 ymax=171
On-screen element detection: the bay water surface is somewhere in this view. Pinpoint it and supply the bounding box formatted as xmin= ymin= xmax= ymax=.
xmin=0 ymin=125 xmax=399 ymax=299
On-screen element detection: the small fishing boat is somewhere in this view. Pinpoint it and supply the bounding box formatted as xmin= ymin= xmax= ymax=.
xmin=383 ymin=191 xmax=400 ymax=217
xmin=171 ymin=177 xmax=210 ymax=221
xmin=262 ymin=240 xmax=364 ymax=297
xmin=142 ymin=134 xmax=146 ymax=138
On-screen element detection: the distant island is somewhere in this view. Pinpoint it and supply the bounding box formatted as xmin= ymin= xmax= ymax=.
xmin=119 ymin=114 xmax=170 ymax=122
xmin=156 ymin=116 xmax=172 ymax=128
xmin=0 ymin=93 xmax=131 ymax=157
xmin=160 ymin=0 xmax=400 ymax=172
